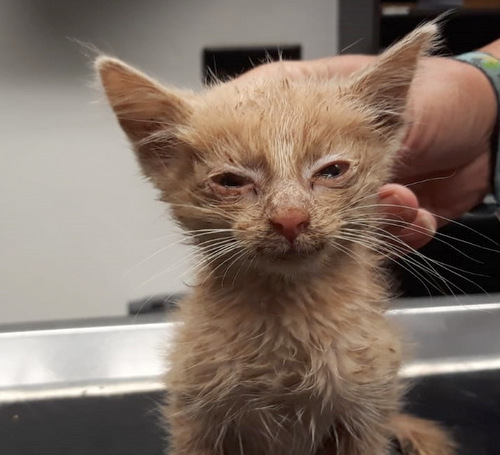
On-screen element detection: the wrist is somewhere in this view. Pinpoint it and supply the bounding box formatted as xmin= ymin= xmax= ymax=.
xmin=453 ymin=52 xmax=500 ymax=202
xmin=405 ymin=56 xmax=496 ymax=164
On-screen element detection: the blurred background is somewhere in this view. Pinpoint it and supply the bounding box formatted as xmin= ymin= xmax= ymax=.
xmin=0 ymin=0 xmax=341 ymax=324
xmin=1 ymin=0 xmax=499 ymax=324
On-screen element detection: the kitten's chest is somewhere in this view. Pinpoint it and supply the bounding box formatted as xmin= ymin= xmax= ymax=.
xmin=171 ymin=321 xmax=343 ymax=455
xmin=171 ymin=295 xmax=400 ymax=405
xmin=167 ymin=294 xmax=401 ymax=455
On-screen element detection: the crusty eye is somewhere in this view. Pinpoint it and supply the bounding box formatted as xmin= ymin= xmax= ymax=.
xmin=213 ymin=173 xmax=251 ymax=188
xmin=314 ymin=162 xmax=349 ymax=179
xmin=210 ymin=172 xmax=255 ymax=195
xmin=312 ymin=160 xmax=352 ymax=189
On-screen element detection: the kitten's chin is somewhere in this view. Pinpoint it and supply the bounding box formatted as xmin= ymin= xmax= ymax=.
xmin=256 ymin=246 xmax=329 ymax=278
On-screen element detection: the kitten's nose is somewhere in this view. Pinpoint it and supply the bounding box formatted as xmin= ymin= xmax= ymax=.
xmin=270 ymin=209 xmax=310 ymax=244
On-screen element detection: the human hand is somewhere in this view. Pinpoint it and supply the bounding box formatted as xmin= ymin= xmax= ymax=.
xmin=237 ymin=54 xmax=497 ymax=250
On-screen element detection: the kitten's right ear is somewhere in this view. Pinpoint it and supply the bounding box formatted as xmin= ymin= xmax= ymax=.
xmin=347 ymin=23 xmax=439 ymax=135
xmin=96 ymin=57 xmax=193 ymax=182
xmin=96 ymin=57 xmax=192 ymax=142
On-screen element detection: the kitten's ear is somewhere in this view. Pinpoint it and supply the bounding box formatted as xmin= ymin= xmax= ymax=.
xmin=348 ymin=23 xmax=438 ymax=133
xmin=96 ymin=57 xmax=192 ymax=142
xmin=96 ymin=57 xmax=194 ymax=184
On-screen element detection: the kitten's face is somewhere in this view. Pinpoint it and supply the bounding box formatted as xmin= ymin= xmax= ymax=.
xmin=97 ymin=24 xmax=435 ymax=277
xmin=168 ymin=84 xmax=393 ymax=274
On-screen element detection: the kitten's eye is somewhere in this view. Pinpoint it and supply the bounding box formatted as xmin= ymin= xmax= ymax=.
xmin=315 ymin=162 xmax=349 ymax=179
xmin=214 ymin=173 xmax=250 ymax=188
xmin=312 ymin=161 xmax=351 ymax=188
xmin=210 ymin=172 xmax=255 ymax=196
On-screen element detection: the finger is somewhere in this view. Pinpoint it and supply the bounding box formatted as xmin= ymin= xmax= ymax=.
xmin=378 ymin=184 xmax=419 ymax=226
xmin=397 ymin=208 xmax=437 ymax=251
xmin=378 ymin=184 xmax=437 ymax=251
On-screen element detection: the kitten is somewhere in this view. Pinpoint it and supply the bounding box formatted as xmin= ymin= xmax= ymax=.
xmin=97 ymin=23 xmax=455 ymax=455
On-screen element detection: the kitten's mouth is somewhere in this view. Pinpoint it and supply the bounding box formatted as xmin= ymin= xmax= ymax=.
xmin=251 ymin=243 xmax=328 ymax=278
xmin=274 ymin=249 xmax=310 ymax=260
xmin=260 ymin=242 xmax=326 ymax=262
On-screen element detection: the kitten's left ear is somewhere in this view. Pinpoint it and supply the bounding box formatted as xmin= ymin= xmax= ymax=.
xmin=349 ymin=22 xmax=438 ymax=133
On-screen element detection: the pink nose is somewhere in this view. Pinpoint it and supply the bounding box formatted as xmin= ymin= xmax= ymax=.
xmin=270 ymin=209 xmax=310 ymax=244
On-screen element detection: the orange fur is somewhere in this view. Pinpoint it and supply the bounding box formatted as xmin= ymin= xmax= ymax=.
xmin=391 ymin=414 xmax=456 ymax=455
xmin=97 ymin=23 xmax=454 ymax=455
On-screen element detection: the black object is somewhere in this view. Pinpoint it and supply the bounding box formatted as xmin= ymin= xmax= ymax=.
xmin=1 ymin=392 xmax=166 ymax=455
xmin=380 ymin=8 xmax=500 ymax=55
xmin=390 ymin=438 xmax=404 ymax=454
xmin=128 ymin=294 xmax=182 ymax=315
xmin=3 ymin=371 xmax=499 ymax=454
xmin=405 ymin=371 xmax=500 ymax=455
xmin=202 ymin=45 xmax=301 ymax=84
xmin=338 ymin=0 xmax=380 ymax=54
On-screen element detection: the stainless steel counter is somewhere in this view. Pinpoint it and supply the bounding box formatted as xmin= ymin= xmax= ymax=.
xmin=1 ymin=294 xmax=500 ymax=403
xmin=1 ymin=294 xmax=500 ymax=455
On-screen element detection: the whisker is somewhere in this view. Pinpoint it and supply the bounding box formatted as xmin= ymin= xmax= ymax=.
xmin=347 ymin=202 xmax=500 ymax=248
xmin=337 ymin=229 xmax=488 ymax=295
xmin=201 ymin=244 xmax=248 ymax=286
xmin=133 ymin=236 xmax=240 ymax=289
xmin=334 ymin=233 xmax=453 ymax=296
xmin=354 ymin=214 xmax=500 ymax=256
xmin=348 ymin=222 xmax=489 ymax=277
xmin=346 ymin=216 xmax=497 ymax=273
xmin=127 ymin=231 xmax=238 ymax=276
xmin=403 ymin=173 xmax=456 ymax=189
xmin=221 ymin=248 xmax=252 ymax=287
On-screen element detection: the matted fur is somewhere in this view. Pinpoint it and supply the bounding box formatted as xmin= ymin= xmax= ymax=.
xmin=97 ymin=23 xmax=454 ymax=455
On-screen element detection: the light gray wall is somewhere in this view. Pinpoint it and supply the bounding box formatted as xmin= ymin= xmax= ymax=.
xmin=1 ymin=0 xmax=341 ymax=324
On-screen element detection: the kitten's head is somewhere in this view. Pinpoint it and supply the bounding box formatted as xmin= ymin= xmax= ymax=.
xmin=97 ymin=24 xmax=436 ymax=279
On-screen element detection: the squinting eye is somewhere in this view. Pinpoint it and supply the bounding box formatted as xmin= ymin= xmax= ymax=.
xmin=312 ymin=161 xmax=351 ymax=189
xmin=212 ymin=173 xmax=251 ymax=188
xmin=315 ymin=161 xmax=350 ymax=179
xmin=209 ymin=172 xmax=255 ymax=196
xmin=214 ymin=173 xmax=248 ymax=188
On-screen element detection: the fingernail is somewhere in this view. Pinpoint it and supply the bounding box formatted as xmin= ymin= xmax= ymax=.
xmin=421 ymin=211 xmax=437 ymax=235
xmin=380 ymin=194 xmax=411 ymax=221
xmin=382 ymin=194 xmax=400 ymax=205
xmin=379 ymin=193 xmax=400 ymax=208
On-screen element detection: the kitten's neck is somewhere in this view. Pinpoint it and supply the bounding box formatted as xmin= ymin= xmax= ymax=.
xmin=192 ymin=245 xmax=387 ymax=316
xmin=178 ymin=246 xmax=390 ymax=360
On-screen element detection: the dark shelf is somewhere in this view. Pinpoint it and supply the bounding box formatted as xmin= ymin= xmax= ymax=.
xmin=381 ymin=8 xmax=500 ymax=54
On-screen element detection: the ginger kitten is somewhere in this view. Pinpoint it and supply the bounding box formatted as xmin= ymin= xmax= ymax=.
xmin=97 ymin=23 xmax=455 ymax=455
